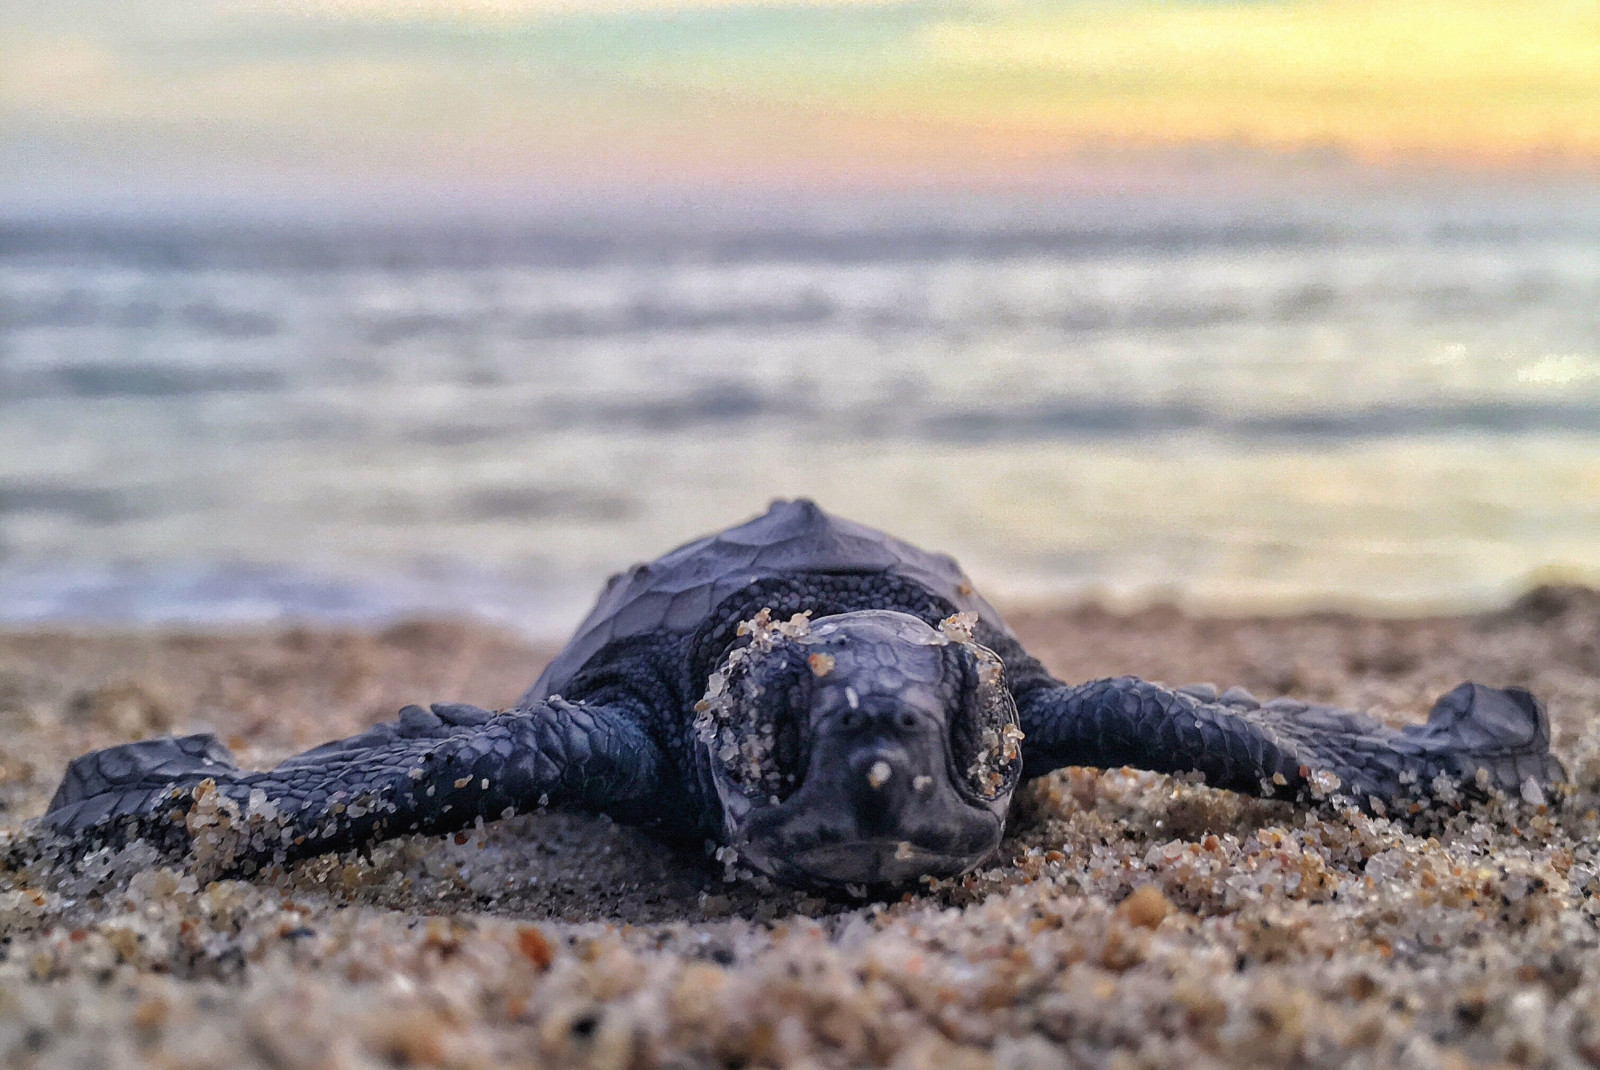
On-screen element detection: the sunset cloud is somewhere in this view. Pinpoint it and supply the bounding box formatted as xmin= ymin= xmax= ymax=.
xmin=3 ymin=0 xmax=1598 ymax=210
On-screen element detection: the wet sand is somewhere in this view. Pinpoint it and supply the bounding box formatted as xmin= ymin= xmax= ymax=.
xmin=4 ymin=590 xmax=1600 ymax=1068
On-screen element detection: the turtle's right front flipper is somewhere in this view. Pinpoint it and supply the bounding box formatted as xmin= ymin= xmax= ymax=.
xmin=40 ymin=698 xmax=665 ymax=871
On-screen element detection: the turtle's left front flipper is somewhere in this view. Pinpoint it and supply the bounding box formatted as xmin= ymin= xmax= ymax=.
xmin=1015 ymin=676 xmax=1562 ymax=811
xmin=40 ymin=698 xmax=665 ymax=870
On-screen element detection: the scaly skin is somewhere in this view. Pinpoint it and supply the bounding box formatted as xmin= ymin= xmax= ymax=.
xmin=43 ymin=698 xmax=670 ymax=870
xmin=36 ymin=530 xmax=1562 ymax=885
xmin=1015 ymin=676 xmax=1559 ymax=807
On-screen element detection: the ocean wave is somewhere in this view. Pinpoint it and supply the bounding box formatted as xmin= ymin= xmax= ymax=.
xmin=1 ymin=363 xmax=285 ymax=401
xmin=0 ymin=482 xmax=143 ymax=525
xmin=0 ymin=561 xmax=594 ymax=639
xmin=928 ymin=400 xmax=1600 ymax=442
xmin=0 ymin=219 xmax=1340 ymax=272
xmin=0 ymin=292 xmax=280 ymax=336
xmin=4 ymin=191 xmax=1600 ymax=627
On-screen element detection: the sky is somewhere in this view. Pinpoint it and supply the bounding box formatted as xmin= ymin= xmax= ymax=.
xmin=3 ymin=0 xmax=1600 ymax=213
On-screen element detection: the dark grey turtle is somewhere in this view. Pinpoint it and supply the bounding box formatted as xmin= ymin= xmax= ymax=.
xmin=41 ymin=500 xmax=1562 ymax=888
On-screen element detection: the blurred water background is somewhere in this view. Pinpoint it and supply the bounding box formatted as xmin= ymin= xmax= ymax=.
xmin=3 ymin=186 xmax=1599 ymax=637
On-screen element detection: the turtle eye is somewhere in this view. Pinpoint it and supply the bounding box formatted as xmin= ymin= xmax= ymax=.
xmin=768 ymin=683 xmax=810 ymax=799
xmin=946 ymin=644 xmax=1023 ymax=803
xmin=696 ymin=643 xmax=810 ymax=803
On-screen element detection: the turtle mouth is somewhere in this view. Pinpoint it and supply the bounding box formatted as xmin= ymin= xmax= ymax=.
xmin=724 ymin=764 xmax=1006 ymax=887
xmin=748 ymin=838 xmax=992 ymax=888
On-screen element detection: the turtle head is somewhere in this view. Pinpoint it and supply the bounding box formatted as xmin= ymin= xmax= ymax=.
xmin=694 ymin=609 xmax=1021 ymax=888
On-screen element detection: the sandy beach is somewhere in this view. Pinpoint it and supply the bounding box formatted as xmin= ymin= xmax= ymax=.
xmin=8 ymin=1 xmax=1600 ymax=1066
xmin=4 ymin=589 xmax=1600 ymax=1068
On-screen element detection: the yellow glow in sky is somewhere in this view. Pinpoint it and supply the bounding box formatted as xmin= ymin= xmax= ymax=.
xmin=913 ymin=0 xmax=1600 ymax=164
xmin=3 ymin=0 xmax=1600 ymax=206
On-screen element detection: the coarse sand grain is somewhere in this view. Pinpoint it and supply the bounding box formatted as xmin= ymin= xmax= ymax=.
xmin=5 ymin=590 xmax=1600 ymax=1069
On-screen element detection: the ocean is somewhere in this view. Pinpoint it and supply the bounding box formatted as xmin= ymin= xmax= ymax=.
xmin=3 ymin=186 xmax=1599 ymax=637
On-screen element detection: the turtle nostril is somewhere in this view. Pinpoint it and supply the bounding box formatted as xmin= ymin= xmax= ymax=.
xmin=895 ymin=711 xmax=920 ymax=732
xmin=838 ymin=710 xmax=864 ymax=731
xmin=866 ymin=759 xmax=893 ymax=790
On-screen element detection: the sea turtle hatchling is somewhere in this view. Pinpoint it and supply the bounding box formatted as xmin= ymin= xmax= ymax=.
xmin=42 ymin=500 xmax=1562 ymax=888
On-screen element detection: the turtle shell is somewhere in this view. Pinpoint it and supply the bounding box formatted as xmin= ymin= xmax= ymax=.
xmin=524 ymin=499 xmax=1010 ymax=702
